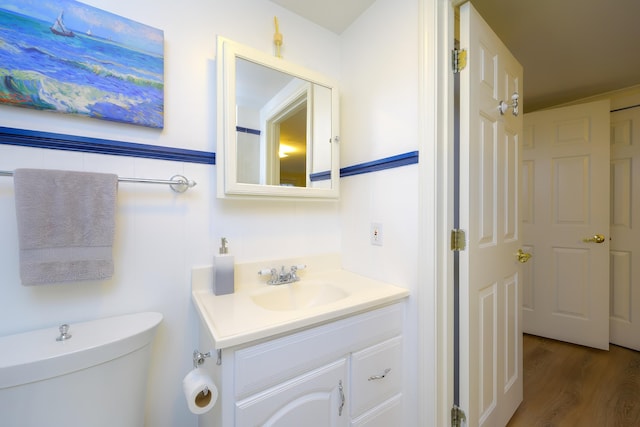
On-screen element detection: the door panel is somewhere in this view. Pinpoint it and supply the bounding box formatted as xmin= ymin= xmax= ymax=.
xmin=553 ymin=156 xmax=589 ymax=224
xmin=522 ymin=100 xmax=610 ymax=350
xmin=459 ymin=3 xmax=523 ymax=426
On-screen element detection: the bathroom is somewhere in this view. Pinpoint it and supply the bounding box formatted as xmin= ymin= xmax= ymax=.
xmin=0 ymin=0 xmax=430 ymax=425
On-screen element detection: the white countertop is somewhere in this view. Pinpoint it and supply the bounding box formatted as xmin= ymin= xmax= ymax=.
xmin=191 ymin=254 xmax=409 ymax=349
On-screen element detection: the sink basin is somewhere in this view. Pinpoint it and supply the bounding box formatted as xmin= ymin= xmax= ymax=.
xmin=251 ymin=281 xmax=349 ymax=311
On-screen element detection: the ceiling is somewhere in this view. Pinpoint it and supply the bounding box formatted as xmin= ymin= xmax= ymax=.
xmin=269 ymin=0 xmax=376 ymax=35
xmin=471 ymin=0 xmax=640 ymax=112
xmin=270 ymin=0 xmax=640 ymax=112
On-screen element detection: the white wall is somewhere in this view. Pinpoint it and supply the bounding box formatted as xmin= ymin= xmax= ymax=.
xmin=339 ymin=0 xmax=421 ymax=425
xmin=0 ymin=1 xmax=343 ymax=426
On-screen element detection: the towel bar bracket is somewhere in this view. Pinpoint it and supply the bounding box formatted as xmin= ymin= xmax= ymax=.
xmin=169 ymin=175 xmax=194 ymax=193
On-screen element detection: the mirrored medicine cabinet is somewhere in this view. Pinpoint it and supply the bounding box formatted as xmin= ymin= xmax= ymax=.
xmin=216 ymin=37 xmax=340 ymax=199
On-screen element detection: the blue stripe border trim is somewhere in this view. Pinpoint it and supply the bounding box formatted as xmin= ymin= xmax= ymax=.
xmin=0 ymin=127 xmax=419 ymax=176
xmin=236 ymin=126 xmax=261 ymax=136
xmin=310 ymin=171 xmax=331 ymax=181
xmin=0 ymin=126 xmax=216 ymax=165
xmin=340 ymin=151 xmax=418 ymax=177
xmin=308 ymin=150 xmax=419 ymax=182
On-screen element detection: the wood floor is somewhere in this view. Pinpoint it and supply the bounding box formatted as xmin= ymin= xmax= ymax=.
xmin=507 ymin=334 xmax=640 ymax=427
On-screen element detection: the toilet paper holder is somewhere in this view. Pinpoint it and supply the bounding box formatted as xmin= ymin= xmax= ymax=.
xmin=192 ymin=349 xmax=221 ymax=398
xmin=193 ymin=349 xmax=222 ymax=368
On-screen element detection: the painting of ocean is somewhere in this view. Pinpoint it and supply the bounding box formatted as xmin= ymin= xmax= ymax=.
xmin=0 ymin=0 xmax=164 ymax=128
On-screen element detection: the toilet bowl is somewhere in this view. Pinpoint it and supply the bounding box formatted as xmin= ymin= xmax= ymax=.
xmin=0 ymin=311 xmax=162 ymax=427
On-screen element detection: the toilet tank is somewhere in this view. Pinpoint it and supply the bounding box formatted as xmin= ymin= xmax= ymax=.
xmin=0 ymin=311 xmax=162 ymax=427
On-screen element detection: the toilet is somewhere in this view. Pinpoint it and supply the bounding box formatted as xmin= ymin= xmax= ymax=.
xmin=0 ymin=311 xmax=162 ymax=427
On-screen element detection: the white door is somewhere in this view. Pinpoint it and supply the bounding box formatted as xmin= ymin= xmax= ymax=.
xmin=522 ymin=100 xmax=610 ymax=350
xmin=610 ymin=106 xmax=640 ymax=351
xmin=458 ymin=3 xmax=523 ymax=426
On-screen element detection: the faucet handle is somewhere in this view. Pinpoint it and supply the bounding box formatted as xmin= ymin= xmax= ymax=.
xmin=289 ymin=264 xmax=306 ymax=282
xmin=258 ymin=267 xmax=280 ymax=285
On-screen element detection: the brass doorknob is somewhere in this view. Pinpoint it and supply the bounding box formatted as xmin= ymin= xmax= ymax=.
xmin=583 ymin=234 xmax=606 ymax=244
xmin=516 ymin=249 xmax=532 ymax=263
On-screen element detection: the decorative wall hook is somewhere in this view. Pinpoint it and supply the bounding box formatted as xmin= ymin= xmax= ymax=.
xmin=273 ymin=16 xmax=283 ymax=58
xmin=498 ymin=92 xmax=520 ymax=116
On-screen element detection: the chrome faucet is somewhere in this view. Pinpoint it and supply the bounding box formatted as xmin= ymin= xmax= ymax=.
xmin=258 ymin=264 xmax=306 ymax=285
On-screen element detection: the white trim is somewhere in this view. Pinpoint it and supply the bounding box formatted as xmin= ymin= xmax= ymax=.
xmin=418 ymin=0 xmax=456 ymax=425
xmin=553 ymin=83 xmax=640 ymax=111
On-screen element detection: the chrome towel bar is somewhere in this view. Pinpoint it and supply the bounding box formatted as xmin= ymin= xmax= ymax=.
xmin=0 ymin=170 xmax=196 ymax=193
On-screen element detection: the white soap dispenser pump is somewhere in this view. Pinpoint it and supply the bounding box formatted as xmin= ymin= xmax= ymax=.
xmin=213 ymin=237 xmax=235 ymax=295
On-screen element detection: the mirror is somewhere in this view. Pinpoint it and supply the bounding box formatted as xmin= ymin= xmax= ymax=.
xmin=217 ymin=37 xmax=340 ymax=199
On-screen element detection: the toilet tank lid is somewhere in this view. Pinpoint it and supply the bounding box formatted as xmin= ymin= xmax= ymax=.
xmin=0 ymin=311 xmax=163 ymax=389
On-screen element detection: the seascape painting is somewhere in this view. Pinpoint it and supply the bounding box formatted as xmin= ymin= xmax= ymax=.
xmin=0 ymin=0 xmax=164 ymax=128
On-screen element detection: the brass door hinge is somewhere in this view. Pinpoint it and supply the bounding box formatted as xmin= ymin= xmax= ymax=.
xmin=451 ymin=405 xmax=467 ymax=427
xmin=451 ymin=229 xmax=466 ymax=251
xmin=453 ymin=48 xmax=467 ymax=73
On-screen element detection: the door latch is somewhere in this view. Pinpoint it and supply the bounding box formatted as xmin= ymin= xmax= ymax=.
xmin=516 ymin=249 xmax=532 ymax=263
xmin=583 ymin=234 xmax=606 ymax=244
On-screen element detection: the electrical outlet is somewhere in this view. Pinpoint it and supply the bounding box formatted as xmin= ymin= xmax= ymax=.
xmin=371 ymin=222 xmax=383 ymax=246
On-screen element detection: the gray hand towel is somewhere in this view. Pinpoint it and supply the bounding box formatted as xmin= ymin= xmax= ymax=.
xmin=13 ymin=168 xmax=118 ymax=286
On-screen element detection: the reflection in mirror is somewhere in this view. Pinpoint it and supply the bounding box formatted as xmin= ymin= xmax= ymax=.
xmin=235 ymin=58 xmax=332 ymax=189
xmin=273 ymin=97 xmax=307 ymax=187
xmin=217 ymin=37 xmax=339 ymax=199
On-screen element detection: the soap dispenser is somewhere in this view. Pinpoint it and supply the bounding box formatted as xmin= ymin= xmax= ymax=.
xmin=213 ymin=237 xmax=235 ymax=295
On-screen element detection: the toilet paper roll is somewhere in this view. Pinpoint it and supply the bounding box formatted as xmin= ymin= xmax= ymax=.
xmin=183 ymin=368 xmax=218 ymax=415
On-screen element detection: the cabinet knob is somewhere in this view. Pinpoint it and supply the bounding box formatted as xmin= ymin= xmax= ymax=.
xmin=368 ymin=368 xmax=391 ymax=381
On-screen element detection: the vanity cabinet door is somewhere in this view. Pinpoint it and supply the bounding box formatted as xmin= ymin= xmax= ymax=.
xmin=235 ymin=358 xmax=349 ymax=427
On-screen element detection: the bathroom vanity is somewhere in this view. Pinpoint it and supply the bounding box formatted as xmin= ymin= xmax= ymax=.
xmin=191 ymin=255 xmax=409 ymax=426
